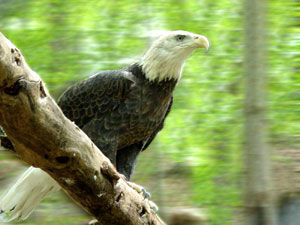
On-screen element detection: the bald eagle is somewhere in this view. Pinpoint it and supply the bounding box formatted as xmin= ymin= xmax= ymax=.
xmin=0 ymin=30 xmax=209 ymax=221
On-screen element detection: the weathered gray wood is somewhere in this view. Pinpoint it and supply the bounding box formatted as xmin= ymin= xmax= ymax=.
xmin=0 ymin=32 xmax=164 ymax=225
xmin=244 ymin=0 xmax=278 ymax=224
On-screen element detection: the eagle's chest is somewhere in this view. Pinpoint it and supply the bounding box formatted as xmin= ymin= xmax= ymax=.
xmin=117 ymin=81 xmax=174 ymax=147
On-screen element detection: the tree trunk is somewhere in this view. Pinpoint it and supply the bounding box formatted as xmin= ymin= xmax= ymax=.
xmin=244 ymin=0 xmax=278 ymax=224
xmin=0 ymin=32 xmax=164 ymax=225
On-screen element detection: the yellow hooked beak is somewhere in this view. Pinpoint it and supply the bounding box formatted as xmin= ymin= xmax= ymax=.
xmin=193 ymin=35 xmax=210 ymax=52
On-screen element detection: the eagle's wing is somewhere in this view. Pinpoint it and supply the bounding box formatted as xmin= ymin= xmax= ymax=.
xmin=58 ymin=70 xmax=134 ymax=128
xmin=57 ymin=70 xmax=134 ymax=164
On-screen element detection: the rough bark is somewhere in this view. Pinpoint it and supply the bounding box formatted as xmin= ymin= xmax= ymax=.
xmin=244 ymin=0 xmax=278 ymax=224
xmin=0 ymin=32 xmax=164 ymax=225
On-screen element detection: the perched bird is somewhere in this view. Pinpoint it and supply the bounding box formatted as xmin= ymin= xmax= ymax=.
xmin=0 ymin=30 xmax=209 ymax=221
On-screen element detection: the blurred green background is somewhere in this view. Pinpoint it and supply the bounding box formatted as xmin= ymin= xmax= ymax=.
xmin=0 ymin=0 xmax=299 ymax=224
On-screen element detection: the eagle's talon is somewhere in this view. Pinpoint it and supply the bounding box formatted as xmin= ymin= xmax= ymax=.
xmin=119 ymin=174 xmax=127 ymax=180
xmin=142 ymin=188 xmax=151 ymax=199
xmin=127 ymin=181 xmax=151 ymax=199
xmin=149 ymin=200 xmax=159 ymax=213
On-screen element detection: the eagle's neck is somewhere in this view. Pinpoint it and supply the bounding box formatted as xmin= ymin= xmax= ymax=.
xmin=139 ymin=47 xmax=189 ymax=82
xmin=127 ymin=64 xmax=177 ymax=91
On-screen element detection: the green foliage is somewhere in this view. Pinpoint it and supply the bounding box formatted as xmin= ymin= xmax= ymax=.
xmin=0 ymin=0 xmax=299 ymax=224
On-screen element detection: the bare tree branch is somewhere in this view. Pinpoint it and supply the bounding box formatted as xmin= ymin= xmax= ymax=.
xmin=0 ymin=32 xmax=164 ymax=225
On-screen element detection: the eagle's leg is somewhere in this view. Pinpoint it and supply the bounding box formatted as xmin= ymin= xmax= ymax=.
xmin=116 ymin=145 xmax=152 ymax=200
xmin=116 ymin=144 xmax=141 ymax=181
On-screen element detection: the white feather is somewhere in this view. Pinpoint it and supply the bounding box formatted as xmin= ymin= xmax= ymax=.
xmin=0 ymin=167 xmax=60 ymax=222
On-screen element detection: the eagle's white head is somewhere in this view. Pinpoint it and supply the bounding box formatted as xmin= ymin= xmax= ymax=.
xmin=139 ymin=30 xmax=209 ymax=82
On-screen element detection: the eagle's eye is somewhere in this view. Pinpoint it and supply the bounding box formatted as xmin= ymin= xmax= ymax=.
xmin=175 ymin=35 xmax=186 ymax=41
